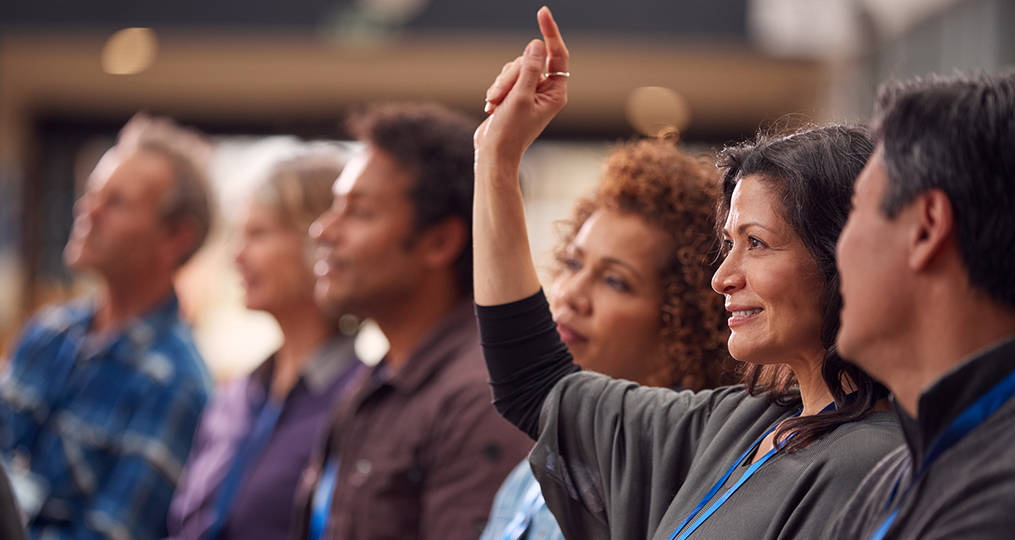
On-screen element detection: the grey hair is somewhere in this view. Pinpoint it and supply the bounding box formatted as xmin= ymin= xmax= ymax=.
xmin=118 ymin=113 xmax=215 ymax=266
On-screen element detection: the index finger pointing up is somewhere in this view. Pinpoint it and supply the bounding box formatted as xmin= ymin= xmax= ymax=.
xmin=537 ymin=7 xmax=569 ymax=75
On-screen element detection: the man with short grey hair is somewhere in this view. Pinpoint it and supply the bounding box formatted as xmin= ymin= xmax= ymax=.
xmin=830 ymin=71 xmax=1015 ymax=539
xmin=0 ymin=114 xmax=214 ymax=540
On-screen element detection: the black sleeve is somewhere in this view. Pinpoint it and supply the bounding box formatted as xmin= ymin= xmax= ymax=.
xmin=476 ymin=290 xmax=580 ymax=439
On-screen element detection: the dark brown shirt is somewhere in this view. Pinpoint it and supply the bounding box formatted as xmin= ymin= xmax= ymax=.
xmin=291 ymin=302 xmax=532 ymax=540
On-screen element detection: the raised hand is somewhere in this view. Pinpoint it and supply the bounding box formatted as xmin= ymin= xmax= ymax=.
xmin=473 ymin=7 xmax=570 ymax=306
xmin=475 ymin=6 xmax=569 ymax=163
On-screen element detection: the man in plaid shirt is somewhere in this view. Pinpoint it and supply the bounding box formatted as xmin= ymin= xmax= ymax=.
xmin=0 ymin=114 xmax=213 ymax=540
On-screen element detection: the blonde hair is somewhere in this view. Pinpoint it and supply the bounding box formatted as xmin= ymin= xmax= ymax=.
xmin=253 ymin=152 xmax=344 ymax=236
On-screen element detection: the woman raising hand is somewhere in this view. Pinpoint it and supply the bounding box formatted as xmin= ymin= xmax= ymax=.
xmin=474 ymin=7 xmax=902 ymax=540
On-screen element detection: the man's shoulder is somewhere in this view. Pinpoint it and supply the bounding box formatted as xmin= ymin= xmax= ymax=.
xmin=135 ymin=316 xmax=210 ymax=396
xmin=18 ymin=299 xmax=91 ymax=340
xmin=946 ymin=397 xmax=1015 ymax=475
xmin=423 ymin=338 xmax=489 ymax=395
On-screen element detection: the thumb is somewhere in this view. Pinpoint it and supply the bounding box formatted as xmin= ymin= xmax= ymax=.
xmin=515 ymin=39 xmax=546 ymax=96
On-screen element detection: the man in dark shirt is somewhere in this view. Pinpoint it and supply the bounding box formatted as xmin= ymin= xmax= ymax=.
xmin=831 ymin=72 xmax=1015 ymax=539
xmin=291 ymin=103 xmax=531 ymax=540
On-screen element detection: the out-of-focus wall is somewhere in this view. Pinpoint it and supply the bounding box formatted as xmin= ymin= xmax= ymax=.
xmin=749 ymin=0 xmax=1014 ymax=122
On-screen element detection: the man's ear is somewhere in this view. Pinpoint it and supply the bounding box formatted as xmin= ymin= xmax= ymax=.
xmin=909 ymin=188 xmax=955 ymax=271
xmin=162 ymin=221 xmax=200 ymax=268
xmin=417 ymin=217 xmax=469 ymax=270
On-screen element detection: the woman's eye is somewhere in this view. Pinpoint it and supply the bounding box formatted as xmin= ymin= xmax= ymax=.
xmin=748 ymin=236 xmax=765 ymax=249
xmin=720 ymin=239 xmax=733 ymax=257
xmin=605 ymin=276 xmax=630 ymax=292
xmin=562 ymin=257 xmax=581 ymax=272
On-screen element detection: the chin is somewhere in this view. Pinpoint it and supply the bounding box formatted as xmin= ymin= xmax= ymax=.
xmin=313 ymin=286 xmax=344 ymax=314
xmin=834 ymin=328 xmax=863 ymax=366
xmin=244 ymin=300 xmax=267 ymax=312
xmin=726 ymin=343 xmax=770 ymax=366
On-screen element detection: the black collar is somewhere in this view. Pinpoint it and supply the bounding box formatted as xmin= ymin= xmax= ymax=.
xmin=895 ymin=333 xmax=1015 ymax=465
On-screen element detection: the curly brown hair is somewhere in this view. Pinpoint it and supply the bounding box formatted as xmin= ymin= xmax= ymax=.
xmin=554 ymin=138 xmax=730 ymax=391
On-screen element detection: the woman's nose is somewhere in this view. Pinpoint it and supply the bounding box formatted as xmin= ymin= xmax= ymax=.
xmin=712 ymin=251 xmax=745 ymax=295
xmin=554 ymin=274 xmax=592 ymax=316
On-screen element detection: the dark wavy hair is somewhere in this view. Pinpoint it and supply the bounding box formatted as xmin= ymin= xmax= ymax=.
xmin=347 ymin=102 xmax=477 ymax=298
xmin=555 ymin=138 xmax=730 ymax=391
xmin=717 ymin=125 xmax=889 ymax=452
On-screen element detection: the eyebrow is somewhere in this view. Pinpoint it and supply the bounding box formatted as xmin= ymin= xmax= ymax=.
xmin=568 ymin=245 xmax=645 ymax=280
xmin=722 ymin=221 xmax=776 ymax=236
xmin=601 ymin=257 xmax=645 ymax=279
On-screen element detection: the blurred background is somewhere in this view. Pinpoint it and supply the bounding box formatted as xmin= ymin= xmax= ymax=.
xmin=1 ymin=0 xmax=1011 ymax=379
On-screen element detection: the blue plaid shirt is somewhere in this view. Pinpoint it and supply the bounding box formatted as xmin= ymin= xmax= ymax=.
xmin=0 ymin=293 xmax=211 ymax=540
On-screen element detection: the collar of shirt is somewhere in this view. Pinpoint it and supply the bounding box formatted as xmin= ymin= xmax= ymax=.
xmin=895 ymin=332 xmax=1015 ymax=465
xmin=248 ymin=333 xmax=360 ymax=403
xmin=371 ymin=300 xmax=478 ymax=395
xmin=56 ymin=292 xmax=182 ymax=367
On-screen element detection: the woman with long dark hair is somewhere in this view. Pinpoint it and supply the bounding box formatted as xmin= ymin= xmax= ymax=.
xmin=472 ymin=8 xmax=902 ymax=540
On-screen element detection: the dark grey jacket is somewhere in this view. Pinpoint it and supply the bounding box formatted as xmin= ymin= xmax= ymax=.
xmin=534 ymin=375 xmax=901 ymax=540
xmin=478 ymin=292 xmax=903 ymax=540
xmin=828 ymin=334 xmax=1015 ymax=540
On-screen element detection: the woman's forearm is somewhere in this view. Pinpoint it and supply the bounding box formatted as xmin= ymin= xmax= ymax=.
xmin=472 ymin=7 xmax=569 ymax=306
xmin=473 ymin=155 xmax=542 ymax=307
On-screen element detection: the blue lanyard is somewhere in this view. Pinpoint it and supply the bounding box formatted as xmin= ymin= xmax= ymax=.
xmin=310 ymin=458 xmax=341 ymax=540
xmin=203 ymin=397 xmax=284 ymax=540
xmin=867 ymin=367 xmax=1015 ymax=540
xmin=665 ymin=417 xmax=788 ymax=540
xmin=667 ymin=400 xmax=838 ymax=540
xmin=499 ymin=479 xmax=546 ymax=540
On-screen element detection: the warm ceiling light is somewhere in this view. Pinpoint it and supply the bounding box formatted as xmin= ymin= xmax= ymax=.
xmin=625 ymin=86 xmax=692 ymax=138
xmin=102 ymin=28 xmax=159 ymax=75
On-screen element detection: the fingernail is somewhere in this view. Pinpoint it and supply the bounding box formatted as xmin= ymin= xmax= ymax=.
xmin=526 ymin=40 xmax=545 ymax=56
xmin=484 ymin=102 xmax=494 ymax=114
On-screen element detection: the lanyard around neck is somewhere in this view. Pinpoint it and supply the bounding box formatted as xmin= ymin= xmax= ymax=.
xmin=666 ymin=411 xmax=794 ymax=540
xmin=867 ymin=367 xmax=1015 ymax=540
xmin=310 ymin=458 xmax=341 ymax=540
xmin=203 ymin=397 xmax=284 ymax=540
xmin=667 ymin=399 xmax=839 ymax=540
